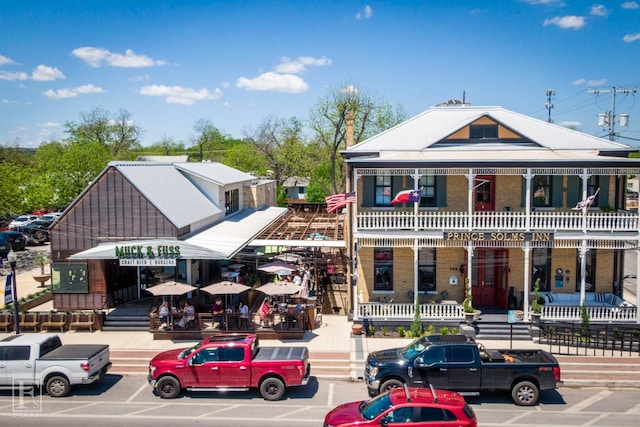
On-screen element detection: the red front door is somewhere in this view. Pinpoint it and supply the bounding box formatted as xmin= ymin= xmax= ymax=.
xmin=471 ymin=249 xmax=509 ymax=308
xmin=474 ymin=175 xmax=495 ymax=212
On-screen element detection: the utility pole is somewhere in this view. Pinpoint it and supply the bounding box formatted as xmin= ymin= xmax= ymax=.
xmin=545 ymin=89 xmax=555 ymax=123
xmin=589 ymin=86 xmax=637 ymax=141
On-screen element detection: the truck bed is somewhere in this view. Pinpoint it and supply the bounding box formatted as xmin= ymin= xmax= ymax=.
xmin=40 ymin=344 xmax=109 ymax=360
xmin=254 ymin=346 xmax=308 ymax=361
xmin=481 ymin=348 xmax=557 ymax=364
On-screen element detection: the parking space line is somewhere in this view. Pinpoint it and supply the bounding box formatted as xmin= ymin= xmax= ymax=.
xmin=127 ymin=381 xmax=149 ymax=403
xmin=625 ymin=402 xmax=640 ymax=414
xmin=565 ymin=389 xmax=612 ymax=413
xmin=274 ymin=406 xmax=313 ymax=418
xmin=327 ymin=382 xmax=334 ymax=408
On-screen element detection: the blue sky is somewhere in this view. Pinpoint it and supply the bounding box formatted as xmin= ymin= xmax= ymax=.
xmin=1 ymin=0 xmax=639 ymax=149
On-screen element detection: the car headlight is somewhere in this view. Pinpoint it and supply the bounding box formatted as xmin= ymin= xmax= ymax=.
xmin=149 ymin=364 xmax=156 ymax=376
xmin=368 ymin=366 xmax=378 ymax=378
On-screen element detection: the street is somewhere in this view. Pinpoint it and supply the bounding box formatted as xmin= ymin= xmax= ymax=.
xmin=1 ymin=375 xmax=640 ymax=426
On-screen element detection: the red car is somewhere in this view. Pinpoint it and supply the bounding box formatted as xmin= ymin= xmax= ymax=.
xmin=324 ymin=386 xmax=477 ymax=427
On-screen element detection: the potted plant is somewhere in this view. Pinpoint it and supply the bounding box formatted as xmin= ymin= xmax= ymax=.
xmin=530 ymin=278 xmax=542 ymax=325
xmin=462 ymin=277 xmax=479 ymax=323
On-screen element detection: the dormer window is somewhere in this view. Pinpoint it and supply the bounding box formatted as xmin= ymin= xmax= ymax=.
xmin=470 ymin=124 xmax=498 ymax=139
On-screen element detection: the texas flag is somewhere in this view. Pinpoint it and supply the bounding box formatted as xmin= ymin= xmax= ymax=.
xmin=390 ymin=189 xmax=422 ymax=204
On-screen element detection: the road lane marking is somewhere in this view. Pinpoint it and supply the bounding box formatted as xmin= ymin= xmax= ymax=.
xmin=127 ymin=381 xmax=149 ymax=403
xmin=565 ymin=389 xmax=612 ymax=413
xmin=327 ymin=382 xmax=334 ymax=407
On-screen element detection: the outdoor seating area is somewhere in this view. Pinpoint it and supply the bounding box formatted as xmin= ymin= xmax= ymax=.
xmin=538 ymin=292 xmax=635 ymax=308
xmin=0 ymin=311 xmax=100 ymax=333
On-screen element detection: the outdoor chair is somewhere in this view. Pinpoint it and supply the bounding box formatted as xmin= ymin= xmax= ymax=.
xmin=19 ymin=312 xmax=40 ymax=332
xmin=69 ymin=312 xmax=95 ymax=332
xmin=0 ymin=313 xmax=12 ymax=332
xmin=41 ymin=312 xmax=67 ymax=332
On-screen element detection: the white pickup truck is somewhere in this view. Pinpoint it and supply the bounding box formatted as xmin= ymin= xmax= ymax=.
xmin=0 ymin=333 xmax=111 ymax=397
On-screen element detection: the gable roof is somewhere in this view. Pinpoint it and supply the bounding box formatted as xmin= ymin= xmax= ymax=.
xmin=111 ymin=161 xmax=221 ymax=229
xmin=174 ymin=162 xmax=256 ymax=185
xmin=344 ymin=105 xmax=632 ymax=154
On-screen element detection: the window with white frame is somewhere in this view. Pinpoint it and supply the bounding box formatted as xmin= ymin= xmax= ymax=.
xmin=375 ymin=176 xmax=392 ymax=206
xmin=418 ymin=247 xmax=436 ymax=293
xmin=374 ymin=248 xmax=393 ymax=291
xmin=419 ymin=175 xmax=436 ymax=207
xmin=533 ymin=175 xmax=552 ymax=207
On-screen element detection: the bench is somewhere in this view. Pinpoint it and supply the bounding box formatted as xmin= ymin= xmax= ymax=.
xmin=69 ymin=312 xmax=95 ymax=332
xmin=539 ymin=292 xmax=635 ymax=307
xmin=0 ymin=313 xmax=12 ymax=332
xmin=41 ymin=312 xmax=67 ymax=332
xmin=19 ymin=313 xmax=40 ymax=332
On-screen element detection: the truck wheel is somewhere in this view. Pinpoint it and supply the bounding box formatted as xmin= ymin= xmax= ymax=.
xmin=156 ymin=376 xmax=181 ymax=399
xmin=512 ymin=381 xmax=539 ymax=406
xmin=260 ymin=377 xmax=285 ymax=401
xmin=380 ymin=379 xmax=404 ymax=394
xmin=46 ymin=375 xmax=70 ymax=397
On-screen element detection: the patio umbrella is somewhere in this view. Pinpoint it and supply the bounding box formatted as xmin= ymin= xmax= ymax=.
xmin=146 ymin=281 xmax=196 ymax=297
xmin=201 ymin=280 xmax=250 ymax=295
xmin=257 ymin=260 xmax=297 ymax=274
xmin=258 ymin=281 xmax=301 ymax=296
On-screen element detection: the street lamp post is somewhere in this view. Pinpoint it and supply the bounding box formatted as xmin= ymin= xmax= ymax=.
xmin=7 ymin=250 xmax=20 ymax=334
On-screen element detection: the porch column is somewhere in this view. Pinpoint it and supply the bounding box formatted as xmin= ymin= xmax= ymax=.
xmin=466 ymin=243 xmax=474 ymax=300
xmin=466 ymin=169 xmax=474 ymax=231
xmin=637 ymin=248 xmax=640 ymax=323
xmin=579 ymin=242 xmax=588 ymax=306
xmin=413 ymin=240 xmax=419 ymax=307
xmin=523 ymin=169 xmax=533 ymax=231
xmin=413 ymin=169 xmax=420 ymax=231
xmin=580 ymin=168 xmax=591 ymax=233
xmin=522 ymin=243 xmax=531 ymax=320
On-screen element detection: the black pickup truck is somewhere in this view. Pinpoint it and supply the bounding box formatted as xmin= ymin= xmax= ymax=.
xmin=364 ymin=336 xmax=562 ymax=406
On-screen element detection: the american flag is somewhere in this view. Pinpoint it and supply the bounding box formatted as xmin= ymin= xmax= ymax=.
xmin=325 ymin=192 xmax=356 ymax=213
xmin=574 ymin=188 xmax=600 ymax=211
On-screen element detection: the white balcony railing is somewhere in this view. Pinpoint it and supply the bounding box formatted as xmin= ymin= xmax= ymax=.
xmin=542 ymin=305 xmax=638 ymax=323
xmin=356 ymin=210 xmax=639 ymax=232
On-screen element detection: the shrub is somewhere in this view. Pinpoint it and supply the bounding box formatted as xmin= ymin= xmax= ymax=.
xmin=580 ymin=302 xmax=590 ymax=336
xmin=463 ymin=277 xmax=475 ymax=313
xmin=381 ymin=326 xmax=389 ymax=336
xmin=425 ymin=324 xmax=435 ymax=335
xmin=531 ymin=278 xmax=542 ymax=314
xmin=410 ymin=299 xmax=423 ymax=337
xmin=439 ymin=326 xmax=450 ymax=335
xmin=397 ymin=326 xmax=406 ymax=337
xmin=368 ymin=324 xmax=376 ymax=336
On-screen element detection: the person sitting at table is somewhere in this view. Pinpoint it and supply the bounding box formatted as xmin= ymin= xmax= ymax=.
xmin=177 ymin=301 xmax=196 ymax=329
xmin=211 ymin=297 xmax=225 ymax=329
xmin=258 ymin=299 xmax=272 ymax=327
xmin=158 ymin=301 xmax=170 ymax=328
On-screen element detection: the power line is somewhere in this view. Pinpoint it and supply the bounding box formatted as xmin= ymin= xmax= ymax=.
xmin=588 ymin=87 xmax=637 ymax=141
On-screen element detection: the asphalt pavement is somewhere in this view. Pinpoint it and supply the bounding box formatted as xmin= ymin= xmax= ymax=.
xmin=2 ymin=265 xmax=640 ymax=388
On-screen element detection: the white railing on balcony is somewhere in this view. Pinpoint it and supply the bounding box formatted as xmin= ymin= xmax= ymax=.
xmin=356 ymin=210 xmax=639 ymax=232
xmin=358 ymin=302 xmax=465 ymax=320
xmin=541 ymin=305 xmax=638 ymax=323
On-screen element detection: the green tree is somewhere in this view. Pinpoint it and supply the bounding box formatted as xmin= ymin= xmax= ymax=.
xmin=308 ymin=82 xmax=406 ymax=193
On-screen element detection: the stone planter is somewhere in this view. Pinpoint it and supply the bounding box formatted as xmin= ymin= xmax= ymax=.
xmin=32 ymin=274 xmax=51 ymax=288
xmin=351 ymin=324 xmax=363 ymax=335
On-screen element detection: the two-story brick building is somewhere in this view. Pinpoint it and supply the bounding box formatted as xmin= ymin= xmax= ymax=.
xmin=342 ymin=105 xmax=640 ymax=323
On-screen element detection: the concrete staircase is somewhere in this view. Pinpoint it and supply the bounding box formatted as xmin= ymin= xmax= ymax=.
xmin=102 ymin=313 xmax=150 ymax=331
xmin=472 ymin=310 xmax=533 ymax=341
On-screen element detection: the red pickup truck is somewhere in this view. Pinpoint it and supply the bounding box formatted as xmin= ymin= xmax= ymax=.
xmin=147 ymin=333 xmax=311 ymax=400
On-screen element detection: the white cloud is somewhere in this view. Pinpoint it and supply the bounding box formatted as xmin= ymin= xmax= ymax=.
xmin=543 ymin=15 xmax=586 ymax=29
xmin=558 ymin=120 xmax=581 ymax=129
xmin=0 ymin=54 xmax=17 ymax=66
xmin=42 ymin=84 xmax=105 ymax=99
xmin=590 ymin=5 xmax=610 ymax=16
xmin=622 ymin=1 xmax=639 ymax=9
xmin=573 ymin=78 xmax=607 ymax=86
xmin=623 ymin=32 xmax=640 ymax=42
xmin=340 ymin=84 xmax=359 ymax=95
xmin=236 ymin=72 xmax=308 ymax=93
xmin=520 ymin=0 xmax=565 ymax=5
xmin=139 ymin=84 xmax=222 ymax=105
xmin=275 ymin=56 xmax=332 ymax=74
xmin=31 ymin=65 xmax=65 ymax=81
xmin=0 ymin=70 xmax=28 ymax=80
xmin=38 ymin=121 xmax=60 ymax=127
xmin=356 ymin=5 xmax=373 ymax=20
xmin=128 ymin=74 xmax=150 ymax=82
xmin=71 ymin=47 xmax=167 ymax=68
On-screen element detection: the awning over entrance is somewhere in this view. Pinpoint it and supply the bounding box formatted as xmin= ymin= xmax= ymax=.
xmin=69 ymin=207 xmax=289 ymax=261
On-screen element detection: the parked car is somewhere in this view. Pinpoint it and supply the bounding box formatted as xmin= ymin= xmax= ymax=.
xmin=324 ymin=385 xmax=477 ymax=427
xmin=14 ymin=218 xmax=54 ymax=245
xmin=7 ymin=214 xmax=39 ymax=230
xmin=0 ymin=333 xmax=111 ymax=397
xmin=0 ymin=230 xmax=28 ymax=256
xmin=148 ymin=333 xmax=311 ymax=400
xmin=40 ymin=212 xmax=63 ymax=222
xmin=364 ymin=337 xmax=562 ymax=406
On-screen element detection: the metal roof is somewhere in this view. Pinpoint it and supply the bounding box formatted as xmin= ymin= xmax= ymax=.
xmin=113 ymin=162 xmax=221 ymax=229
xmin=184 ymin=207 xmax=288 ymax=258
xmin=344 ymin=105 xmax=632 ymax=154
xmin=174 ymin=162 xmax=257 ymax=186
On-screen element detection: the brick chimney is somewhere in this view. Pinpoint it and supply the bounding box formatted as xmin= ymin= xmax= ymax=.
xmin=345 ymin=111 xmax=354 ymax=148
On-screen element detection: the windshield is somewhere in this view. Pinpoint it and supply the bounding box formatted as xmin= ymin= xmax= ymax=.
xmin=178 ymin=342 xmax=202 ymax=360
xmin=360 ymin=392 xmax=394 ymax=420
xmin=401 ymin=337 xmax=427 ymax=359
